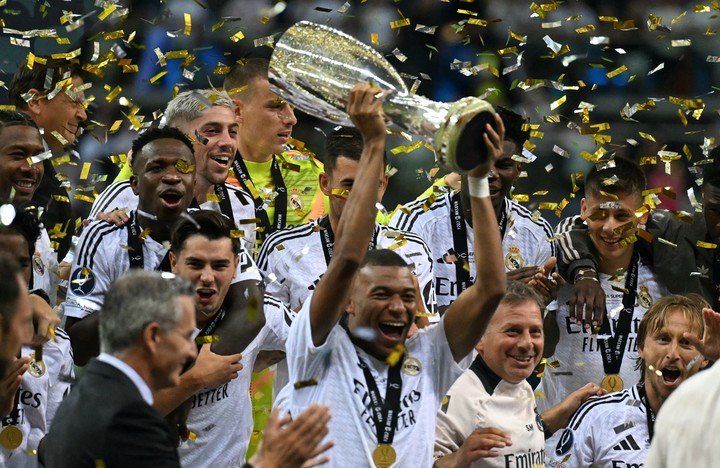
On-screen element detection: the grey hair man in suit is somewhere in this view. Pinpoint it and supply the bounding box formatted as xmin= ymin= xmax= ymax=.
xmin=44 ymin=270 xmax=197 ymax=467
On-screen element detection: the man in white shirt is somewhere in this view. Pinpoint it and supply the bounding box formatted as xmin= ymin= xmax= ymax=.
xmin=154 ymin=210 xmax=306 ymax=466
xmin=89 ymin=89 xmax=257 ymax=251
xmin=64 ymin=126 xmax=265 ymax=366
xmin=45 ymin=270 xmax=198 ymax=467
xmin=553 ymin=294 xmax=710 ymax=468
xmin=539 ymin=158 xmax=669 ymax=418
xmin=434 ymin=281 xmax=602 ymax=468
xmin=284 ymin=83 xmax=507 ymax=467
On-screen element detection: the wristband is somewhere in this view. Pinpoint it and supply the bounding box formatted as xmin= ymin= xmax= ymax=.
xmin=574 ymin=267 xmax=598 ymax=283
xmin=467 ymin=176 xmax=489 ymax=198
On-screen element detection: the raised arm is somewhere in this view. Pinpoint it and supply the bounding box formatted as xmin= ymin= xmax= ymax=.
xmin=309 ymin=84 xmax=387 ymax=346
xmin=443 ymin=114 xmax=507 ymax=362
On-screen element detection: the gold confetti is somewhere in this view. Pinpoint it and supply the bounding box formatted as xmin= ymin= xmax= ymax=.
xmin=638 ymin=132 xmax=656 ymax=142
xmin=79 ymin=162 xmax=91 ymax=180
xmin=195 ymin=335 xmax=219 ymax=344
xmin=230 ymin=31 xmax=244 ymax=42
xmin=294 ymin=379 xmax=318 ymax=389
xmin=613 ymin=221 xmax=635 ymax=234
xmin=390 ymin=18 xmax=411 ymax=29
xmin=149 ymin=70 xmax=168 ymax=84
xmin=183 ymin=13 xmax=192 ymax=35
xmin=550 ymin=95 xmax=566 ymax=110
xmin=386 ymin=344 xmax=405 ymax=366
xmin=97 ymin=5 xmax=116 ymax=21
xmin=697 ymin=240 xmax=717 ymax=249
xmin=606 ymin=65 xmax=627 ymax=78
xmin=371 ymin=33 xmax=379 ymax=45
xmin=672 ymin=39 xmax=692 ymax=47
xmin=331 ymin=188 xmax=350 ymax=198
xmin=188 ymin=432 xmax=197 ymax=441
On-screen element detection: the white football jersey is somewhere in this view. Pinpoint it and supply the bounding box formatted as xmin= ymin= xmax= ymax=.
xmin=548 ymin=385 xmax=650 ymax=468
xmin=390 ymin=192 xmax=555 ymax=308
xmin=64 ymin=211 xmax=260 ymax=319
xmin=89 ymin=180 xmax=257 ymax=250
xmin=257 ymin=216 xmax=436 ymax=314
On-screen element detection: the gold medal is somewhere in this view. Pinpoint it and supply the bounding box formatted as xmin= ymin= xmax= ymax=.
xmin=372 ymin=444 xmax=396 ymax=468
xmin=0 ymin=426 xmax=23 ymax=450
xmin=601 ymin=374 xmax=624 ymax=392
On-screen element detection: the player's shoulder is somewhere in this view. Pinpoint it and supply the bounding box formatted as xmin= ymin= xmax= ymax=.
xmin=567 ymin=387 xmax=636 ymax=430
xmin=258 ymin=219 xmax=321 ymax=257
xmin=77 ymin=218 xmax=127 ymax=246
xmin=377 ymin=224 xmax=431 ymax=250
xmin=281 ymin=150 xmax=323 ymax=170
xmin=507 ymin=198 xmax=553 ymax=233
xmin=393 ymin=191 xmax=452 ymax=224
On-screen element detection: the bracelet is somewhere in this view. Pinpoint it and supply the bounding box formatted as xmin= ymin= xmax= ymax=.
xmin=577 ymin=276 xmax=599 ymax=283
xmin=574 ymin=268 xmax=599 ymax=283
xmin=467 ymin=176 xmax=489 ymax=198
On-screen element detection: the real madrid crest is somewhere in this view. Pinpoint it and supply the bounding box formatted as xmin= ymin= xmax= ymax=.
xmin=638 ymin=285 xmax=653 ymax=309
xmin=28 ymin=352 xmax=46 ymax=378
xmin=505 ymin=245 xmax=524 ymax=270
xmin=290 ymin=188 xmax=303 ymax=212
xmin=32 ymin=252 xmax=45 ymax=276
xmin=402 ymin=356 xmax=422 ymax=376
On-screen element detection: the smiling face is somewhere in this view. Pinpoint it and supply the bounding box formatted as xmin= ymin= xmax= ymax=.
xmin=477 ymin=299 xmax=543 ymax=384
xmin=580 ymin=191 xmax=649 ymax=273
xmin=0 ymin=125 xmax=45 ymax=202
xmin=170 ymin=234 xmax=238 ymax=321
xmin=235 ymin=78 xmax=297 ymax=161
xmin=640 ymin=308 xmax=707 ymax=407
xmin=347 ymin=265 xmax=417 ymax=360
xmin=131 ymin=138 xmax=196 ymax=223
xmin=27 ymin=75 xmax=87 ymax=150
xmin=177 ymin=106 xmax=238 ymax=186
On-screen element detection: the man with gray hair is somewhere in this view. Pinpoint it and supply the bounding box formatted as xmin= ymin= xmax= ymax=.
xmin=44 ymin=270 xmax=197 ymax=467
xmin=90 ymin=89 xmax=256 ymax=250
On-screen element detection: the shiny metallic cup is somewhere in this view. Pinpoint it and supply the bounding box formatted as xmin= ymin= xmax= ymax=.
xmin=269 ymin=21 xmax=495 ymax=173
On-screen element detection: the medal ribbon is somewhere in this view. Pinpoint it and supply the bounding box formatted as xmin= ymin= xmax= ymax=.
xmin=637 ymin=383 xmax=656 ymax=441
xmin=449 ymin=195 xmax=508 ymax=295
xmin=712 ymin=247 xmax=720 ymax=311
xmin=127 ymin=211 xmax=171 ymax=272
xmin=449 ymin=193 xmax=472 ymax=295
xmin=195 ymin=308 xmax=226 ymax=351
xmin=598 ymin=252 xmax=639 ymax=375
xmin=232 ymin=153 xmax=286 ymax=241
xmin=357 ymin=356 xmax=403 ymax=445
xmin=318 ymin=216 xmax=377 ymax=267
xmin=188 ymin=184 xmax=237 ymax=226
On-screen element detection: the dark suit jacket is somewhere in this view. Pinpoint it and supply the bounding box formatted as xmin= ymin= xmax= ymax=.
xmin=44 ymin=359 xmax=180 ymax=468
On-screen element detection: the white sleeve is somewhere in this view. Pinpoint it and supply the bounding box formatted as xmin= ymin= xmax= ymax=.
xmin=434 ymin=375 xmax=477 ymax=458
xmin=554 ymin=415 xmax=596 ymax=468
xmin=260 ymin=295 xmax=294 ymax=351
xmin=258 ymin=244 xmax=293 ymax=307
xmin=45 ymin=329 xmax=74 ymax=425
xmin=233 ymin=247 xmax=262 ymax=284
xmin=63 ymin=224 xmax=116 ymax=319
xmin=423 ymin=318 xmax=472 ymax=401
xmin=285 ymin=295 xmax=344 ymax=409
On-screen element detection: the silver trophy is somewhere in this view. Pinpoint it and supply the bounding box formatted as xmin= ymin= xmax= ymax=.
xmin=269 ymin=21 xmax=496 ymax=173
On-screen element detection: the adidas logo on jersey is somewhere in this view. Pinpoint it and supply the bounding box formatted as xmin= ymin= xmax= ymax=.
xmin=613 ymin=434 xmax=641 ymax=451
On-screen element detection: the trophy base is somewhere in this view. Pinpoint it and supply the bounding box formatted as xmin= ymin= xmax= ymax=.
xmin=434 ymin=97 xmax=495 ymax=174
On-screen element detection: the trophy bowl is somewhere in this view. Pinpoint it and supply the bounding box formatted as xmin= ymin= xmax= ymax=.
xmin=268 ymin=20 xmax=496 ymax=174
